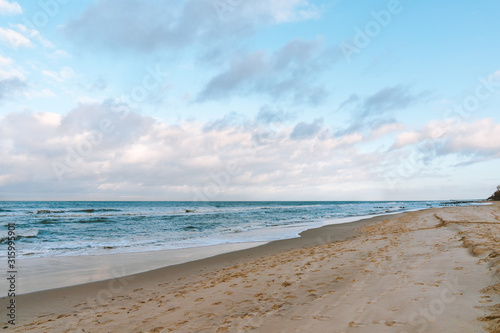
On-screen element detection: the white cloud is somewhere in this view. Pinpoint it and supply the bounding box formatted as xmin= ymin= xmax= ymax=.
xmin=25 ymin=88 xmax=56 ymax=99
xmin=0 ymin=103 xmax=380 ymax=199
xmin=63 ymin=0 xmax=321 ymax=53
xmin=11 ymin=24 xmax=54 ymax=48
xmin=76 ymin=96 xmax=104 ymax=104
xmin=394 ymin=118 xmax=500 ymax=155
xmin=0 ymin=65 xmax=24 ymax=80
xmin=60 ymin=66 xmax=75 ymax=79
xmin=0 ymin=0 xmax=22 ymax=16
xmin=0 ymin=54 xmax=27 ymax=100
xmin=370 ymin=122 xmax=405 ymax=139
xmin=52 ymin=49 xmax=71 ymax=58
xmin=1 ymin=104 xmax=498 ymax=199
xmin=0 ymin=54 xmax=12 ymax=67
xmin=42 ymin=66 xmax=76 ymax=82
xmin=0 ymin=27 xmax=32 ymax=48
xmin=42 ymin=70 xmax=63 ymax=82
xmin=246 ymin=0 xmax=321 ymax=23
xmin=197 ymin=38 xmax=336 ymax=104
xmin=394 ymin=131 xmax=419 ymax=147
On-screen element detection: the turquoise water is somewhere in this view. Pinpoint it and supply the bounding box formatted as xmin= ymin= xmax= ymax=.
xmin=0 ymin=201 xmax=476 ymax=258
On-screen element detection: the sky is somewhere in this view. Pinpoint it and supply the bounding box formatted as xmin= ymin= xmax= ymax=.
xmin=0 ymin=0 xmax=499 ymax=201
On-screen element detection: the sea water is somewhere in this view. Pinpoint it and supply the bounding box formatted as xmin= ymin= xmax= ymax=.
xmin=0 ymin=200 xmax=477 ymax=259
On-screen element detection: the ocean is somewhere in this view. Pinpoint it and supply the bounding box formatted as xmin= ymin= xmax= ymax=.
xmin=0 ymin=201 xmax=477 ymax=259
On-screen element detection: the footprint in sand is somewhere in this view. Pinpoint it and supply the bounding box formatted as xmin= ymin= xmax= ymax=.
xmin=56 ymin=314 xmax=71 ymax=319
xmin=166 ymin=307 xmax=180 ymax=312
xmin=349 ymin=321 xmax=366 ymax=328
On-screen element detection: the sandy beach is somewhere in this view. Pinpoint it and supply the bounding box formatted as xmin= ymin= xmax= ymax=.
xmin=3 ymin=203 xmax=500 ymax=332
xmin=3 ymin=1 xmax=499 ymax=331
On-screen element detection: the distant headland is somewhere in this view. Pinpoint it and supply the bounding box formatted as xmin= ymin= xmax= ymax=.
xmin=487 ymin=186 xmax=500 ymax=201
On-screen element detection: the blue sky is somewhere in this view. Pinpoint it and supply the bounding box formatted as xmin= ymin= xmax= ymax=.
xmin=0 ymin=0 xmax=499 ymax=200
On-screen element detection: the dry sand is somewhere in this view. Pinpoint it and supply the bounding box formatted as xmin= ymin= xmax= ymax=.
xmin=2 ymin=203 xmax=500 ymax=332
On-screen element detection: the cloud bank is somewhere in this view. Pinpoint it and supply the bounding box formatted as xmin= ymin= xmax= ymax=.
xmin=0 ymin=0 xmax=22 ymax=16
xmin=1 ymin=102 xmax=498 ymax=200
xmin=197 ymin=38 xmax=338 ymax=105
xmin=63 ymin=0 xmax=320 ymax=52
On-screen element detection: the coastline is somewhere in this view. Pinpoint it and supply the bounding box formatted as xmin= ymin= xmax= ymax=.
xmin=3 ymin=203 xmax=500 ymax=332
xmin=1 ymin=200 xmax=462 ymax=262
xmin=2 ymin=212 xmax=392 ymax=325
xmin=2 ymin=210 xmax=408 ymax=297
xmin=2 ymin=242 xmax=268 ymax=296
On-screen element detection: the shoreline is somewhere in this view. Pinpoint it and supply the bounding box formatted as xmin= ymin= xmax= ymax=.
xmin=2 ymin=211 xmax=393 ymax=325
xmin=3 ymin=241 xmax=268 ymax=296
xmin=1 ymin=200 xmax=479 ymax=262
xmin=3 ymin=203 xmax=499 ymax=332
xmin=3 ymin=210 xmax=409 ymax=296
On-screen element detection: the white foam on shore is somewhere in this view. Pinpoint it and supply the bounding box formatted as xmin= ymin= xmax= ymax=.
xmin=0 ymin=242 xmax=266 ymax=296
xmin=5 ymin=203 xmax=479 ymax=296
xmin=1 ymin=214 xmax=386 ymax=296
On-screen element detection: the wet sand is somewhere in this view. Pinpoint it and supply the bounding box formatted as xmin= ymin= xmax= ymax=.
xmin=1 ymin=242 xmax=267 ymax=296
xmin=2 ymin=203 xmax=500 ymax=332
